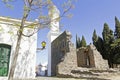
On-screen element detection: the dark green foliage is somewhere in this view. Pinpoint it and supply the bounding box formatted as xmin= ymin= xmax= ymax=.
xmin=102 ymin=23 xmax=114 ymax=48
xmin=102 ymin=23 xmax=114 ymax=67
xmin=78 ymin=37 xmax=81 ymax=48
xmin=111 ymin=39 xmax=120 ymax=64
xmin=76 ymin=34 xmax=81 ymax=49
xmin=96 ymin=36 xmax=104 ymax=57
xmin=102 ymin=23 xmax=109 ymax=43
xmin=80 ymin=35 xmax=87 ymax=47
xmin=114 ymin=17 xmax=120 ymax=38
xmin=89 ymin=17 xmax=120 ymax=67
xmin=92 ymin=18 xmax=120 ymax=67
xmin=113 ymin=53 xmax=120 ymax=64
xmin=76 ymin=35 xmax=87 ymax=48
xmin=76 ymin=34 xmax=78 ymax=48
xmin=92 ymin=29 xmax=98 ymax=47
xmin=110 ymin=17 xmax=120 ymax=64
xmin=102 ymin=23 xmax=114 ymax=44
xmin=92 ymin=23 xmax=114 ymax=67
xmin=92 ymin=30 xmax=104 ymax=58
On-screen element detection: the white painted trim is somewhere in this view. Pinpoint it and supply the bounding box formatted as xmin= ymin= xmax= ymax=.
xmin=47 ymin=31 xmax=60 ymax=76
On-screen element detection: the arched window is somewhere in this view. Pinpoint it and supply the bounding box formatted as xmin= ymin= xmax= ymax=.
xmin=0 ymin=44 xmax=11 ymax=76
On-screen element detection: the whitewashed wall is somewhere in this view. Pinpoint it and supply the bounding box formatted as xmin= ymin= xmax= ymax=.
xmin=0 ymin=17 xmax=37 ymax=79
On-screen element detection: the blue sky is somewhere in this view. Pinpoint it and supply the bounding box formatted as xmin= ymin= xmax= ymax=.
xmin=1 ymin=0 xmax=120 ymax=65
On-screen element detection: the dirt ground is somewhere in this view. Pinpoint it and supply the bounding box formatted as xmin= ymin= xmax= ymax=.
xmin=36 ymin=75 xmax=120 ymax=80
xmin=36 ymin=77 xmax=85 ymax=80
xmin=1 ymin=75 xmax=120 ymax=80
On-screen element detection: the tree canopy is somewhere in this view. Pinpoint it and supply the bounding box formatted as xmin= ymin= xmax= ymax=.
xmin=92 ymin=17 xmax=120 ymax=67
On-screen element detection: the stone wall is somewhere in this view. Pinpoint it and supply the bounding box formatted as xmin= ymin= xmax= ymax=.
xmin=51 ymin=30 xmax=109 ymax=77
xmin=51 ymin=31 xmax=77 ymax=76
xmin=77 ymin=44 xmax=109 ymax=69
xmin=77 ymin=47 xmax=95 ymax=68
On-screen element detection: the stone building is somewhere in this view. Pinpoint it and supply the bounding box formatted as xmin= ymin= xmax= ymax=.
xmin=51 ymin=30 xmax=109 ymax=77
xmin=77 ymin=44 xmax=109 ymax=69
xmin=51 ymin=31 xmax=77 ymax=76
xmin=0 ymin=16 xmax=37 ymax=79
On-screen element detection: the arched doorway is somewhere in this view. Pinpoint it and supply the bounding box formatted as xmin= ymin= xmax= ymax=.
xmin=0 ymin=44 xmax=11 ymax=76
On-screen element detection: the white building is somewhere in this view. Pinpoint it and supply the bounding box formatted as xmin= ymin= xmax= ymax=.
xmin=0 ymin=16 xmax=37 ymax=79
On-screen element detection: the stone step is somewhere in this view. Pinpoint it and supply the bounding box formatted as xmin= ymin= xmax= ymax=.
xmin=57 ymin=68 xmax=120 ymax=80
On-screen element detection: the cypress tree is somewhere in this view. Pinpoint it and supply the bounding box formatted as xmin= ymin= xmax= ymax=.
xmin=114 ymin=17 xmax=120 ymax=39
xmin=97 ymin=36 xmax=105 ymax=58
xmin=92 ymin=30 xmax=104 ymax=58
xmin=76 ymin=34 xmax=81 ymax=49
xmin=111 ymin=17 xmax=120 ymax=64
xmin=76 ymin=34 xmax=79 ymax=48
xmin=102 ymin=23 xmax=114 ymax=67
xmin=102 ymin=23 xmax=110 ymax=44
xmin=80 ymin=35 xmax=87 ymax=47
xmin=78 ymin=37 xmax=81 ymax=48
xmin=92 ymin=29 xmax=98 ymax=47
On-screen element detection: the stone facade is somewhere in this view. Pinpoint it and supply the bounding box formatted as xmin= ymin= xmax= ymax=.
xmin=50 ymin=30 xmax=120 ymax=79
xmin=77 ymin=47 xmax=95 ymax=68
xmin=51 ymin=31 xmax=77 ymax=76
xmin=77 ymin=44 xmax=109 ymax=69
xmin=0 ymin=16 xmax=37 ymax=79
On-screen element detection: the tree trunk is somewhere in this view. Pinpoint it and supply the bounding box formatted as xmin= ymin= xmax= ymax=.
xmin=8 ymin=0 xmax=33 ymax=79
xmin=8 ymin=18 xmax=26 ymax=80
xmin=8 ymin=18 xmax=27 ymax=80
xmin=8 ymin=31 xmax=22 ymax=80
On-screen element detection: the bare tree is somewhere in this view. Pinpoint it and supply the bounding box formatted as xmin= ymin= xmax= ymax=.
xmin=2 ymin=0 xmax=75 ymax=80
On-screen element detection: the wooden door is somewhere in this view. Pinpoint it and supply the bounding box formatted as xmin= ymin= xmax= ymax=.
xmin=0 ymin=44 xmax=11 ymax=76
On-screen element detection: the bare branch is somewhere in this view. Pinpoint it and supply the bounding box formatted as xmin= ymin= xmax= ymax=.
xmin=22 ymin=23 xmax=48 ymax=37
xmin=61 ymin=4 xmax=73 ymax=18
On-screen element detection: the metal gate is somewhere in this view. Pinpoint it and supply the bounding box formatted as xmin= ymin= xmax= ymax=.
xmin=0 ymin=44 xmax=11 ymax=76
